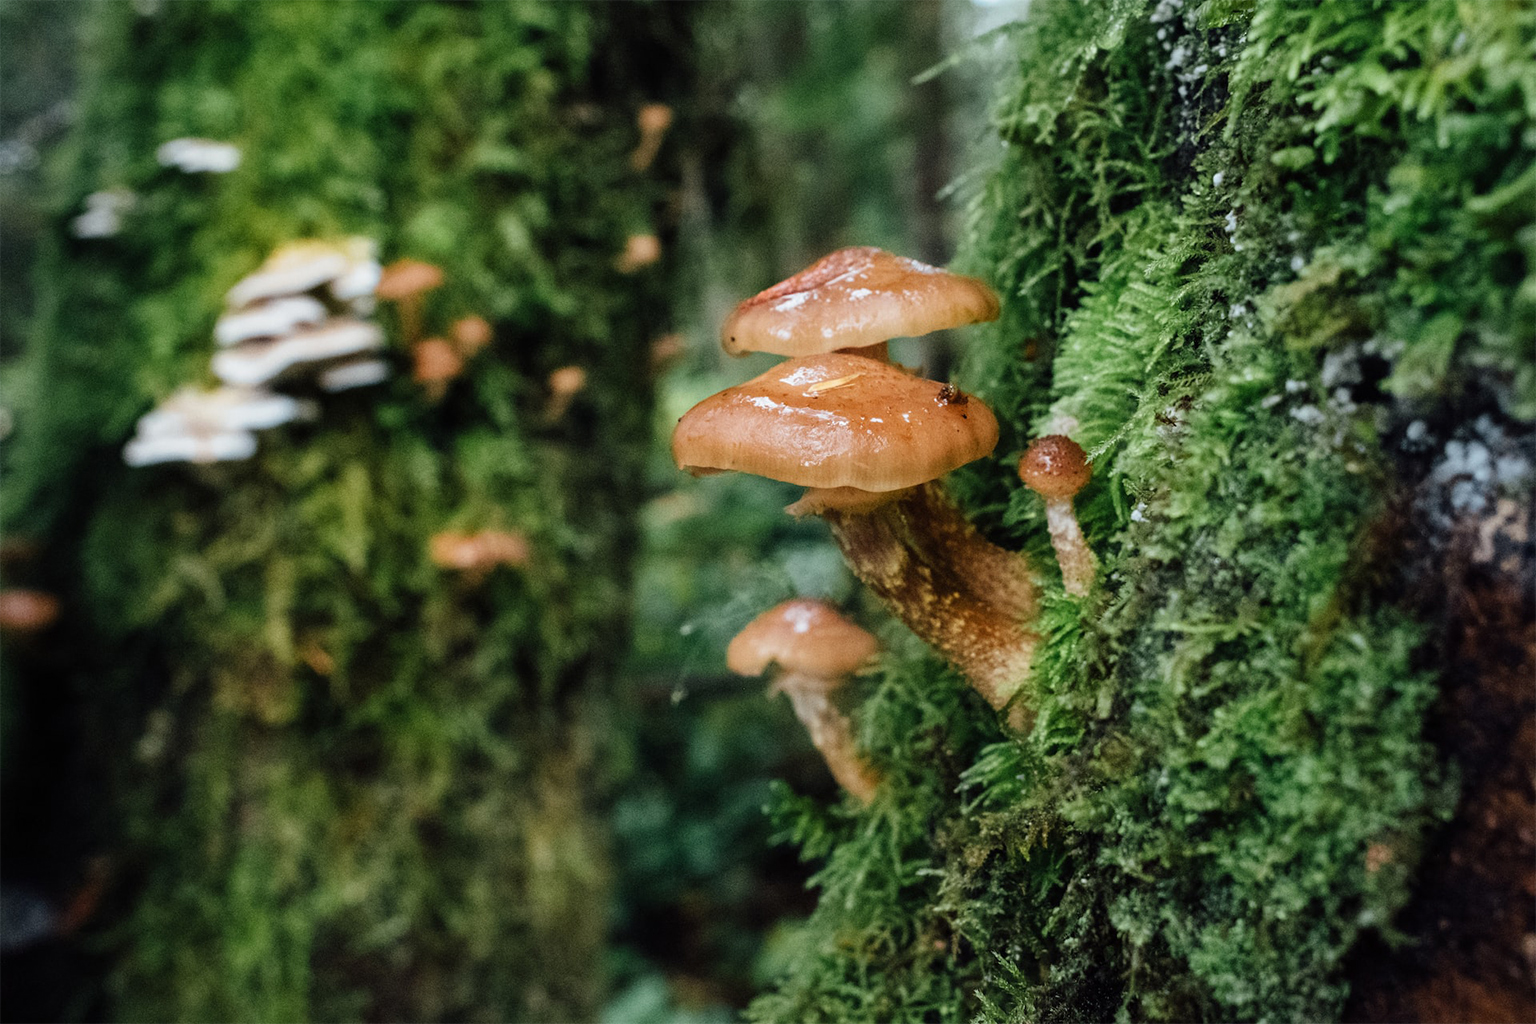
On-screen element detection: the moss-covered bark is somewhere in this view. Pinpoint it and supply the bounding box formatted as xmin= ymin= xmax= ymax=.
xmin=750 ymin=2 xmax=1534 ymax=1021
xmin=1 ymin=2 xmax=688 ymax=1019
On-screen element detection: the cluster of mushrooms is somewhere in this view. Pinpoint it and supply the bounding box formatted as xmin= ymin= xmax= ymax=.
xmin=122 ymin=237 xmax=389 ymax=466
xmin=674 ymin=247 xmax=1099 ymax=800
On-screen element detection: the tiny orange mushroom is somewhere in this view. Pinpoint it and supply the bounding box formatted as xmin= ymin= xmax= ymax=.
xmin=1018 ymin=435 xmax=1096 ymax=597
xmin=728 ymin=599 xmax=883 ymax=804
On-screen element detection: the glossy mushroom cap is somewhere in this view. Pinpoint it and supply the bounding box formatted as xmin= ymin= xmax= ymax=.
xmin=726 ymin=599 xmax=878 ymax=680
xmin=720 ymin=247 xmax=1000 ymax=357
xmin=376 ymin=259 xmax=445 ymax=301
xmin=673 ymin=352 xmax=997 ymax=493
xmin=1018 ymin=435 xmax=1092 ymax=500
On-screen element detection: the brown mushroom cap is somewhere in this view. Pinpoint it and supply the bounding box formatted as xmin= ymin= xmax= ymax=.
xmin=0 ymin=589 xmax=60 ymax=632
xmin=720 ymin=247 xmax=1000 ymax=357
xmin=376 ymin=259 xmax=444 ymax=301
xmin=726 ymin=598 xmax=878 ymax=680
xmin=672 ymin=352 xmax=998 ymax=492
xmin=1018 ymin=435 xmax=1092 ymax=500
xmin=413 ymin=337 xmax=463 ymax=385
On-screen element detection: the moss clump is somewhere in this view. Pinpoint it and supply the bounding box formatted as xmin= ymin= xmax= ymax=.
xmin=750 ymin=1 xmax=1532 ymax=1021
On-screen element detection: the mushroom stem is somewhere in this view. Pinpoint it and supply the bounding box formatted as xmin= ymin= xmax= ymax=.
xmin=814 ymin=482 xmax=1038 ymax=714
xmin=1045 ymin=497 xmax=1096 ymax=597
xmin=774 ymin=671 xmax=882 ymax=804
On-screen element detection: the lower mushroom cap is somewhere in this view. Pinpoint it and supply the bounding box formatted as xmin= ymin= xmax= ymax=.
xmin=672 ymin=352 xmax=998 ymax=493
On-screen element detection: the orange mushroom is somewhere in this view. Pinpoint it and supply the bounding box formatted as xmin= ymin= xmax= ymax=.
xmin=376 ymin=259 xmax=444 ymax=344
xmin=0 ymin=589 xmax=60 ymax=633
xmin=413 ymin=337 xmax=463 ymax=400
xmin=728 ymin=599 xmax=882 ymax=803
xmin=1018 ymin=435 xmax=1096 ymax=597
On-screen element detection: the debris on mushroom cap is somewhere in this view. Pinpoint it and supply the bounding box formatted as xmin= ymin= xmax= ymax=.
xmin=413 ymin=338 xmax=463 ymax=387
xmin=212 ymin=319 xmax=384 ymax=387
xmin=726 ymin=598 xmax=878 ymax=680
xmin=0 ymin=589 xmax=61 ymax=632
xmin=214 ymin=295 xmax=329 ymax=347
xmin=615 ymin=233 xmax=662 ymax=273
xmin=720 ymin=246 xmax=1001 ymax=357
xmin=672 ymin=351 xmax=998 ymax=492
xmin=135 ymin=385 xmax=311 ymax=438
xmin=375 ymin=258 xmax=445 ymax=301
xmin=123 ymin=428 xmax=258 ymax=467
xmin=156 ymin=137 xmax=241 ymax=174
xmin=319 ymin=358 xmax=390 ymax=393
xmin=1018 ymin=435 xmax=1093 ymax=500
xmin=429 ymin=529 xmax=531 ymax=570
xmin=451 ymin=315 xmax=493 ymax=357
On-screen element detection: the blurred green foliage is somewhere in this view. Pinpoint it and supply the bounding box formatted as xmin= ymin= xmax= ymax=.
xmin=3 ymin=1 xmax=688 ymax=1019
xmin=749 ymin=1 xmax=1533 ymax=1021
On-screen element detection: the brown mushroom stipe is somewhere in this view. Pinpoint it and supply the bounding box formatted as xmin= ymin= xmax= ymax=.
xmin=728 ymin=599 xmax=882 ymax=803
xmin=674 ymin=352 xmax=1038 ymax=716
xmin=1018 ymin=435 xmax=1097 ymax=597
xmin=720 ymin=246 xmax=1000 ymax=358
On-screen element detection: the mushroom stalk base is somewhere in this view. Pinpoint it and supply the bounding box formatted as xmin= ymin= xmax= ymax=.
xmin=1045 ymin=499 xmax=1097 ymax=597
xmin=778 ymin=673 xmax=882 ymax=804
xmin=817 ymin=482 xmax=1038 ymax=714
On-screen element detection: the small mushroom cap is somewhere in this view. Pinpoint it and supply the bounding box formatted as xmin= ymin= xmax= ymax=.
xmin=1018 ymin=435 xmax=1092 ymax=500
xmin=721 ymin=247 xmax=1000 ymax=357
xmin=376 ymin=259 xmax=445 ymax=301
xmin=212 ymin=319 xmax=383 ymax=387
xmin=726 ymin=599 xmax=878 ymax=680
xmin=451 ymin=315 xmax=493 ymax=356
xmin=672 ymin=352 xmax=998 ymax=492
xmin=413 ymin=338 xmax=463 ymax=385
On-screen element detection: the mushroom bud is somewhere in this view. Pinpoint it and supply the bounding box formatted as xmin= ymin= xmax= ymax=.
xmin=674 ymin=352 xmax=1038 ymax=713
xmin=544 ymin=366 xmax=587 ymax=422
xmin=413 ymin=337 xmax=463 ymax=400
xmin=728 ymin=599 xmax=882 ymax=803
xmin=615 ymin=234 xmax=661 ymax=274
xmin=1018 ymin=435 xmax=1096 ymax=597
xmin=451 ymin=315 xmax=493 ymax=358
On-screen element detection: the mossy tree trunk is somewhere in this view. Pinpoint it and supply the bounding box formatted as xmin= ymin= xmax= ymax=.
xmin=1 ymin=2 xmax=690 ymax=1020
xmin=749 ymin=2 xmax=1534 ymax=1022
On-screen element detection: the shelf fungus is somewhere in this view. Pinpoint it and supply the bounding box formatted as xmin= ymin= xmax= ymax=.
xmin=1018 ymin=435 xmax=1096 ymax=597
xmin=123 ymin=385 xmax=313 ymax=467
xmin=674 ymin=351 xmax=1038 ymax=715
xmin=728 ymin=599 xmax=882 ymax=803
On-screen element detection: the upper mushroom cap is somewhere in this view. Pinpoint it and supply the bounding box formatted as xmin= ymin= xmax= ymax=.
xmin=1018 ymin=435 xmax=1092 ymax=500
xmin=672 ymin=352 xmax=998 ymax=492
xmin=726 ymin=598 xmax=878 ymax=679
xmin=720 ymin=247 xmax=1000 ymax=357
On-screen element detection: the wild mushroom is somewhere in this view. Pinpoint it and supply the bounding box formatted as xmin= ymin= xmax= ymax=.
xmin=629 ymin=102 xmax=674 ymax=171
xmin=544 ymin=366 xmax=587 ymax=422
xmin=673 ymin=352 xmax=1038 ymax=713
xmin=720 ymin=246 xmax=999 ymax=363
xmin=412 ymin=337 xmax=463 ymax=400
xmin=376 ymin=258 xmax=444 ymax=344
xmin=318 ymin=358 xmax=390 ymax=393
xmin=156 ymin=137 xmax=241 ymax=173
xmin=728 ymin=599 xmax=882 ymax=803
xmin=615 ymin=233 xmax=661 ymax=274
xmin=214 ymin=295 xmax=328 ymax=347
xmin=123 ymin=385 xmax=313 ymax=467
xmin=429 ymin=529 xmax=531 ymax=573
xmin=226 ymin=239 xmax=356 ymax=309
xmin=211 ymin=319 xmax=384 ymax=387
xmin=0 ymin=589 xmax=60 ymax=633
xmin=451 ymin=315 xmax=493 ymax=358
xmin=1018 ymin=435 xmax=1096 ymax=597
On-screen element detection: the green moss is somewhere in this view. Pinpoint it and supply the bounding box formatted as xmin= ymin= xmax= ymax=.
xmin=752 ymin=1 xmax=1530 ymax=1021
